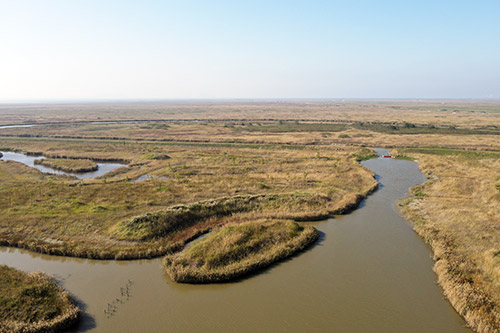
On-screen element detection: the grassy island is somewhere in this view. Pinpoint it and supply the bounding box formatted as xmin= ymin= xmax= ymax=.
xmin=0 ymin=265 xmax=79 ymax=333
xmin=34 ymin=158 xmax=98 ymax=173
xmin=164 ymin=220 xmax=319 ymax=283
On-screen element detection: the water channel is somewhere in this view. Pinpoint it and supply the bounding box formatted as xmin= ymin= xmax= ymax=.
xmin=0 ymin=149 xmax=469 ymax=332
xmin=0 ymin=124 xmax=35 ymax=129
xmin=0 ymin=151 xmax=126 ymax=179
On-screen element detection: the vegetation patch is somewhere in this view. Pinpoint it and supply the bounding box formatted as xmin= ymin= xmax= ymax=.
xmin=0 ymin=265 xmax=79 ymax=333
xmin=354 ymin=148 xmax=379 ymax=161
xmin=399 ymin=147 xmax=500 ymax=160
xmin=352 ymin=122 xmax=500 ymax=136
xmin=141 ymin=153 xmax=170 ymax=160
xmin=111 ymin=188 xmax=376 ymax=244
xmin=235 ymin=122 xmax=348 ymax=133
xmin=111 ymin=195 xmax=263 ymax=241
xmin=164 ymin=220 xmax=319 ymax=283
xmin=393 ymin=154 xmax=415 ymax=161
xmin=34 ymin=158 xmax=98 ymax=173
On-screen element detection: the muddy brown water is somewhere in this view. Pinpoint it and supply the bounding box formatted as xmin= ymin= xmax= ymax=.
xmin=0 ymin=149 xmax=470 ymax=332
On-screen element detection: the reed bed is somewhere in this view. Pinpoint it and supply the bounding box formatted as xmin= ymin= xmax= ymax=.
xmin=164 ymin=220 xmax=319 ymax=283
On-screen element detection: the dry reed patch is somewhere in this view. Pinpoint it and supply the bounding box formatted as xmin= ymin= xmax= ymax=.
xmin=0 ymin=265 xmax=79 ymax=333
xmin=398 ymin=150 xmax=500 ymax=332
xmin=163 ymin=220 xmax=319 ymax=283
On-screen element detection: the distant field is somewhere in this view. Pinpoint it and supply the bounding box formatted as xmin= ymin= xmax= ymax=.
xmin=0 ymin=100 xmax=499 ymax=127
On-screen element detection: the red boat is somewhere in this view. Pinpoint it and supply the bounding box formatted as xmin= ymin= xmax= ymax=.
xmin=382 ymin=155 xmax=392 ymax=158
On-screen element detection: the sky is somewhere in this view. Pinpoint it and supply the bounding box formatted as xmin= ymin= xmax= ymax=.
xmin=0 ymin=0 xmax=499 ymax=101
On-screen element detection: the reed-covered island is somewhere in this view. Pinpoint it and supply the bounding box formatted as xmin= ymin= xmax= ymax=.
xmin=164 ymin=220 xmax=319 ymax=283
xmin=0 ymin=265 xmax=79 ymax=333
xmin=34 ymin=158 xmax=98 ymax=173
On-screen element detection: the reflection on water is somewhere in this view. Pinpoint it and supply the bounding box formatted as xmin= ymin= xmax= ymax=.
xmin=0 ymin=151 xmax=126 ymax=179
xmin=0 ymin=124 xmax=35 ymax=129
xmin=0 ymin=150 xmax=470 ymax=332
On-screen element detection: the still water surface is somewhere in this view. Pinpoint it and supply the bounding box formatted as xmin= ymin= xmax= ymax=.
xmin=0 ymin=149 xmax=469 ymax=332
xmin=0 ymin=151 xmax=125 ymax=179
xmin=0 ymin=124 xmax=35 ymax=129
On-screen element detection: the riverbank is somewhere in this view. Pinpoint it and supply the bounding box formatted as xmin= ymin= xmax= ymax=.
xmin=164 ymin=220 xmax=319 ymax=283
xmin=0 ymin=265 xmax=79 ymax=333
xmin=397 ymin=148 xmax=500 ymax=332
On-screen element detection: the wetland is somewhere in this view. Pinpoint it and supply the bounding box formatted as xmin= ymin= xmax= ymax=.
xmin=0 ymin=149 xmax=469 ymax=332
xmin=1 ymin=100 xmax=500 ymax=332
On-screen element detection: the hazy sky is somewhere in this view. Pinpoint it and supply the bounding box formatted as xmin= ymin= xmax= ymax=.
xmin=1 ymin=0 xmax=499 ymax=100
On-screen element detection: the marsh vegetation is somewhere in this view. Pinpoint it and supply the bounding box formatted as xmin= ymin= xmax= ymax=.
xmin=0 ymin=265 xmax=79 ymax=333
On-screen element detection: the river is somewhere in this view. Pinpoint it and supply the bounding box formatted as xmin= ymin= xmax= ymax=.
xmin=0 ymin=149 xmax=469 ymax=332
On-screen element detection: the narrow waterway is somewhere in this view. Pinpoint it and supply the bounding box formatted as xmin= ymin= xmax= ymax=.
xmin=0 ymin=124 xmax=35 ymax=129
xmin=0 ymin=149 xmax=469 ymax=332
xmin=0 ymin=151 xmax=125 ymax=179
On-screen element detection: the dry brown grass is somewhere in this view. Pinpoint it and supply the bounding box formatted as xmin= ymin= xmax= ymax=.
xmin=397 ymin=149 xmax=500 ymax=332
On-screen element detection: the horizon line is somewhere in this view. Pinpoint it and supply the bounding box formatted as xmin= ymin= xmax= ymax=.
xmin=1 ymin=97 xmax=500 ymax=105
